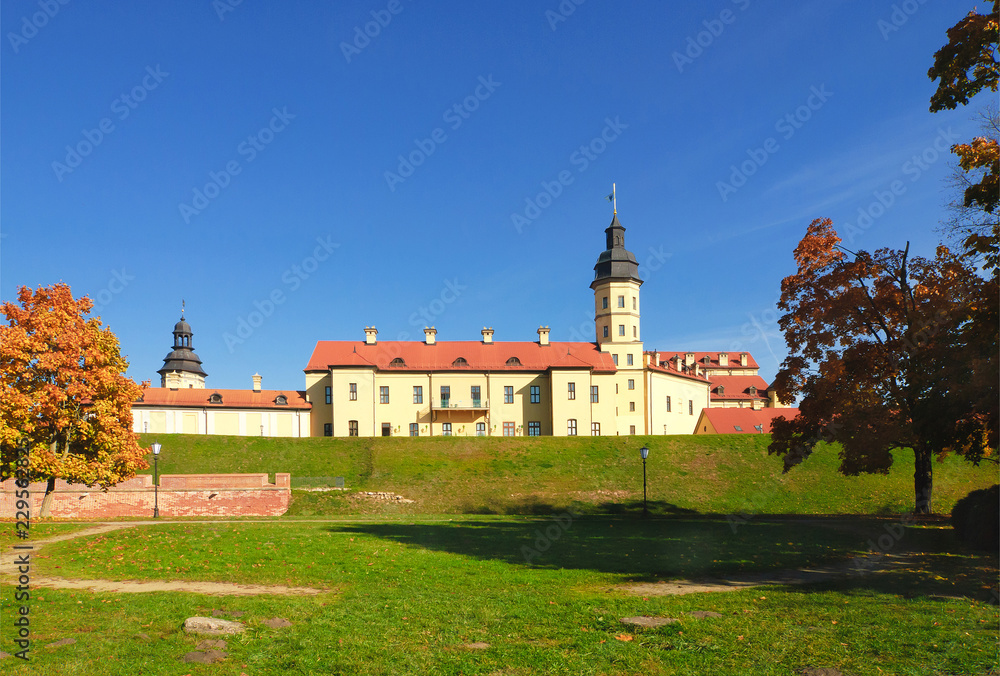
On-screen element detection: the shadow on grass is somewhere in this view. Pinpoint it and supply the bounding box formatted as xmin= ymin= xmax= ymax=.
xmin=458 ymin=497 xmax=698 ymax=516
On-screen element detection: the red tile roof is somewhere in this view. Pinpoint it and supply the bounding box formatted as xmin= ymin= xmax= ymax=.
xmin=304 ymin=341 xmax=618 ymax=373
xmin=708 ymin=374 xmax=770 ymax=400
xmin=644 ymin=358 xmax=711 ymax=383
xmin=698 ymin=407 xmax=799 ymax=434
xmin=137 ymin=387 xmax=311 ymax=410
xmin=650 ymin=351 xmax=760 ymax=370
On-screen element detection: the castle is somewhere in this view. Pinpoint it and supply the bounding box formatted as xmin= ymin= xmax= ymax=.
xmin=133 ymin=211 xmax=793 ymax=437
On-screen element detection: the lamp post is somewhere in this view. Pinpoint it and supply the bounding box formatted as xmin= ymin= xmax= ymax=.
xmin=151 ymin=441 xmax=161 ymax=519
xmin=640 ymin=446 xmax=649 ymax=518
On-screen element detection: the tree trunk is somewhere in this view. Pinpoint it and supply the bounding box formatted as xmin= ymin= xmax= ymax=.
xmin=913 ymin=444 xmax=933 ymax=514
xmin=39 ymin=476 xmax=57 ymax=518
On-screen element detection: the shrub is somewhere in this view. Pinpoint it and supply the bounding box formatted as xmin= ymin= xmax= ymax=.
xmin=950 ymin=484 xmax=999 ymax=551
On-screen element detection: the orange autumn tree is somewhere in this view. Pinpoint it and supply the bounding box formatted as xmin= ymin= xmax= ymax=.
xmin=768 ymin=219 xmax=996 ymax=514
xmin=0 ymin=283 xmax=148 ymax=517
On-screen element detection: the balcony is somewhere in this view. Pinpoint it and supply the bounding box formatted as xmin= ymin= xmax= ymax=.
xmin=431 ymin=398 xmax=489 ymax=411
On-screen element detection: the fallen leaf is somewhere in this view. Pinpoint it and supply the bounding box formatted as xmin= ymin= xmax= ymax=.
xmin=614 ymin=634 xmax=633 ymax=642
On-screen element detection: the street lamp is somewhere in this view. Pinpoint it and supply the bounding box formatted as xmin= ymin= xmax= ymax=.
xmin=639 ymin=446 xmax=649 ymax=518
xmin=151 ymin=441 xmax=161 ymax=519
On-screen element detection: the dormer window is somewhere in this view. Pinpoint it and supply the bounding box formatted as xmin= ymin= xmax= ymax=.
xmin=390 ymin=357 xmax=406 ymax=367
xmin=717 ymin=386 xmax=725 ymax=395
xmin=748 ymin=386 xmax=758 ymax=396
xmin=505 ymin=357 xmax=521 ymax=366
xmin=703 ymin=355 xmax=712 ymax=364
xmin=274 ymin=395 xmax=287 ymax=405
xmin=452 ymin=357 xmax=469 ymax=367
xmin=209 ymin=392 xmax=223 ymax=404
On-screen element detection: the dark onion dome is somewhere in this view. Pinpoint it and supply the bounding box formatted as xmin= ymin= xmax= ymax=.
xmin=157 ymin=314 xmax=207 ymax=378
xmin=591 ymin=213 xmax=642 ymax=288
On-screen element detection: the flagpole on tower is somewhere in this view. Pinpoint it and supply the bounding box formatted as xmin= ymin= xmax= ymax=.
xmin=606 ymin=183 xmax=617 ymax=214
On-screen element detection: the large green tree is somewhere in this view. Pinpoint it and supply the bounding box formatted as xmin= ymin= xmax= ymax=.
xmin=769 ymin=221 xmax=995 ymax=513
xmin=0 ymin=284 xmax=148 ymax=517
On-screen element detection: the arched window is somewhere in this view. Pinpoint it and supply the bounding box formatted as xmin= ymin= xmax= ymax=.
xmin=274 ymin=395 xmax=287 ymax=405
xmin=209 ymin=392 xmax=223 ymax=404
xmin=505 ymin=357 xmax=521 ymax=366
xmin=390 ymin=357 xmax=405 ymax=367
xmin=452 ymin=357 xmax=469 ymax=367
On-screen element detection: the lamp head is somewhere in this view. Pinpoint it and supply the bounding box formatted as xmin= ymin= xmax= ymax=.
xmin=151 ymin=442 xmax=161 ymax=456
xmin=640 ymin=446 xmax=649 ymax=460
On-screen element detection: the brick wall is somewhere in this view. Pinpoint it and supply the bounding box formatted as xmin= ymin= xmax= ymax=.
xmin=0 ymin=473 xmax=291 ymax=519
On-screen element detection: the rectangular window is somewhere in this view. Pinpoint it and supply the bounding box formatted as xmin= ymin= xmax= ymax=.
xmin=603 ymin=326 xmax=609 ymax=338
xmin=471 ymin=385 xmax=481 ymax=407
xmin=602 ymin=296 xmax=609 ymax=309
xmin=567 ymin=419 xmax=577 ymax=436
xmin=630 ymin=425 xmax=636 ymax=435
xmin=440 ymin=386 xmax=450 ymax=407
xmin=503 ymin=421 xmax=515 ymax=436
xmin=633 ymin=326 xmax=637 ymax=338
xmin=476 ymin=422 xmax=486 ymax=436
xmin=612 ymin=354 xmax=618 ymax=366
xmin=617 ymin=295 xmax=625 ymax=307
xmin=442 ymin=422 xmax=452 ymax=436
xmin=591 ymin=422 xmax=600 ymax=436
xmin=381 ymin=423 xmax=391 ymax=437
xmin=628 ymin=379 xmax=634 ymax=390
xmin=413 ymin=386 xmax=423 ymax=404
xmin=626 ymin=354 xmax=633 ymax=366
xmin=379 ymin=386 xmax=389 ymax=404
xmin=629 ymin=401 xmax=636 ymax=412
xmin=409 ymin=423 xmax=419 ymax=437
xmin=349 ymin=383 xmax=357 ymax=401
xmin=530 ymin=385 xmax=540 ymax=403
xmin=618 ymin=324 xmax=625 ymax=336
xmin=504 ymin=386 xmax=514 ymax=404
xmin=689 ymin=400 xmax=694 ymax=415
xmin=325 ymin=386 xmax=332 ymax=405
xmin=348 ymin=420 xmax=358 ymax=436
xmin=666 ymin=396 xmax=672 ymax=412
xmin=528 ymin=421 xmax=540 ymax=436
xmin=632 ymin=297 xmax=637 ymax=310
xmin=323 ymin=423 xmax=332 ymax=437
xmin=590 ymin=385 xmax=599 ymax=403
xmin=567 ymin=382 xmax=576 ymax=400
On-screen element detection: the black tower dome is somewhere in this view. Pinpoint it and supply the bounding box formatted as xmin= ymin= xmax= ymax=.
xmin=590 ymin=213 xmax=642 ymax=289
xmin=157 ymin=307 xmax=207 ymax=381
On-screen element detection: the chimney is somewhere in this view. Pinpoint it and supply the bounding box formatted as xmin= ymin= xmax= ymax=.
xmin=364 ymin=326 xmax=378 ymax=345
xmin=537 ymin=326 xmax=550 ymax=346
xmin=718 ymin=352 xmax=728 ymax=366
xmin=685 ymin=352 xmax=695 ymax=367
xmin=740 ymin=352 xmax=748 ymax=367
xmin=424 ymin=327 xmax=437 ymax=345
xmin=252 ymin=373 xmax=262 ymax=392
xmin=481 ymin=327 xmax=494 ymax=344
xmin=674 ymin=354 xmax=682 ymax=371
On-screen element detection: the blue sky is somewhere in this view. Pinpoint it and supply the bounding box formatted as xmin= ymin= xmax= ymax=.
xmin=1 ymin=0 xmax=985 ymax=392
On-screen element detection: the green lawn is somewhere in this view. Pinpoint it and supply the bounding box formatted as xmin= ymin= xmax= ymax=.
xmin=2 ymin=517 xmax=997 ymax=675
xmin=135 ymin=433 xmax=996 ymax=516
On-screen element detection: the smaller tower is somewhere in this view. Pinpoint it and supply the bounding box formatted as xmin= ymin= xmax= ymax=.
xmin=157 ymin=303 xmax=207 ymax=388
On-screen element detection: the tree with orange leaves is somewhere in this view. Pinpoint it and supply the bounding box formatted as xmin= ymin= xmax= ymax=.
xmin=0 ymin=283 xmax=148 ymax=517
xmin=768 ymin=220 xmax=996 ymax=514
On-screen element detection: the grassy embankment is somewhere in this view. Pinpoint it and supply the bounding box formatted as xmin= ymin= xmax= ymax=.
xmin=135 ymin=433 xmax=996 ymax=516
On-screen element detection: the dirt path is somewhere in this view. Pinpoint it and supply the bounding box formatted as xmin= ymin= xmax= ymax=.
xmin=1 ymin=522 xmax=330 ymax=596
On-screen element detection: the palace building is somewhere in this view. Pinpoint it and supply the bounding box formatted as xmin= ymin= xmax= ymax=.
xmin=303 ymin=213 xmax=786 ymax=438
xmin=133 ymin=210 xmax=790 ymax=438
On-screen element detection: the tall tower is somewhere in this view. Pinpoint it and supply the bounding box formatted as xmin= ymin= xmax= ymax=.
xmin=591 ymin=213 xmax=643 ymax=347
xmin=157 ymin=304 xmax=207 ymax=389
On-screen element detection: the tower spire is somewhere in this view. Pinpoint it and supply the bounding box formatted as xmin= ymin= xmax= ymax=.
xmin=605 ymin=183 xmax=617 ymax=214
xmin=181 ymin=299 xmax=185 ymax=318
